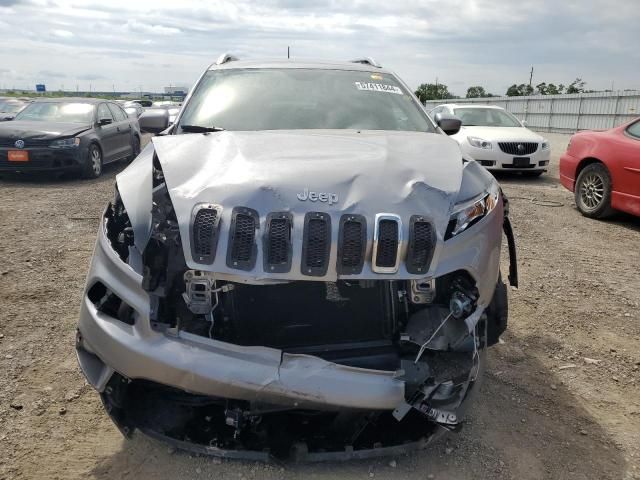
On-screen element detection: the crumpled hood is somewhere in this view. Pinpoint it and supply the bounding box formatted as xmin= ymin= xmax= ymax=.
xmin=455 ymin=126 xmax=543 ymax=142
xmin=148 ymin=130 xmax=465 ymax=280
xmin=0 ymin=121 xmax=92 ymax=141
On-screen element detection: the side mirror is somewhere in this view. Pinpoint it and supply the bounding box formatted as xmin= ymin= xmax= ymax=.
xmin=434 ymin=112 xmax=462 ymax=136
xmin=138 ymin=108 xmax=170 ymax=134
xmin=521 ymin=120 xmax=529 ymax=127
xmin=98 ymin=117 xmax=113 ymax=126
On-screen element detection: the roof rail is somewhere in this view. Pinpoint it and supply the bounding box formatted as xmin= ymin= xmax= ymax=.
xmin=350 ymin=57 xmax=382 ymax=68
xmin=216 ymin=53 xmax=239 ymax=65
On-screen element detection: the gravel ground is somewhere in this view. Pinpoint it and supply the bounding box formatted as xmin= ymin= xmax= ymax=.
xmin=0 ymin=132 xmax=638 ymax=480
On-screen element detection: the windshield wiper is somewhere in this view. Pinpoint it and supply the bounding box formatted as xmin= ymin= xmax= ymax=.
xmin=180 ymin=124 xmax=225 ymax=133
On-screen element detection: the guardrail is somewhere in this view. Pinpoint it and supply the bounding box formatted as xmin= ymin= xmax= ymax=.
xmin=424 ymin=91 xmax=640 ymax=133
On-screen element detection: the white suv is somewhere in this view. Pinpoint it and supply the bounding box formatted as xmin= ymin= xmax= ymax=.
xmin=430 ymin=104 xmax=550 ymax=177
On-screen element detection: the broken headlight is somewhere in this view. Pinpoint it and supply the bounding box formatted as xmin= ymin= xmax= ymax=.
xmin=446 ymin=182 xmax=500 ymax=239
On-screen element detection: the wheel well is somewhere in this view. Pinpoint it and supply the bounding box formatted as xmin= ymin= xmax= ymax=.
xmin=575 ymin=157 xmax=605 ymax=179
xmin=89 ymin=141 xmax=102 ymax=156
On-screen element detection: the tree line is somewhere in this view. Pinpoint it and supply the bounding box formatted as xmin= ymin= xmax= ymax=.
xmin=414 ymin=78 xmax=590 ymax=103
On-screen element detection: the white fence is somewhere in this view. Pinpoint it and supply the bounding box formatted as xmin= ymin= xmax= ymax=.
xmin=423 ymin=91 xmax=640 ymax=133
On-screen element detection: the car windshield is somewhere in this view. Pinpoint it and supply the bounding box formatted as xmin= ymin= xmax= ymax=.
xmin=454 ymin=108 xmax=522 ymax=127
xmin=178 ymin=68 xmax=434 ymax=132
xmin=15 ymin=102 xmax=94 ymax=123
xmin=0 ymin=101 xmax=25 ymax=113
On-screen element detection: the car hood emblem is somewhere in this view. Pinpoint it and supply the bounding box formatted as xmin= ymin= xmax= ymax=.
xmin=297 ymin=188 xmax=339 ymax=205
xmin=14 ymin=139 xmax=25 ymax=149
xmin=517 ymin=143 xmax=524 ymax=152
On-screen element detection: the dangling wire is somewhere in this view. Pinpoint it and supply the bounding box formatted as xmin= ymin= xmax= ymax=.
xmin=206 ymin=282 xmax=220 ymax=339
xmin=414 ymin=312 xmax=453 ymax=364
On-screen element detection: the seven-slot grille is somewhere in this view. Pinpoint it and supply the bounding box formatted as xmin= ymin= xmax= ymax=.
xmin=190 ymin=204 xmax=221 ymax=264
xmin=498 ymin=142 xmax=538 ymax=155
xmin=202 ymin=209 xmax=436 ymax=276
xmin=302 ymin=212 xmax=331 ymax=276
xmin=264 ymin=213 xmax=293 ymax=272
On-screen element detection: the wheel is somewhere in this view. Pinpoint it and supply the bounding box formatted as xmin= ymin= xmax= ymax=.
xmin=522 ymin=171 xmax=543 ymax=178
xmin=82 ymin=144 xmax=103 ymax=179
xmin=574 ymin=163 xmax=614 ymax=218
xmin=129 ymin=135 xmax=141 ymax=161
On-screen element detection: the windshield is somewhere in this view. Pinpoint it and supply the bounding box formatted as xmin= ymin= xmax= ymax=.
xmin=15 ymin=102 xmax=95 ymax=123
xmin=0 ymin=101 xmax=26 ymax=113
xmin=454 ymin=108 xmax=522 ymax=127
xmin=178 ymin=68 xmax=434 ymax=132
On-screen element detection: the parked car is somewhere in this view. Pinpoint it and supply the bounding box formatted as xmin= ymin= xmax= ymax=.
xmin=0 ymin=98 xmax=31 ymax=121
xmin=429 ymin=104 xmax=550 ymax=177
xmin=122 ymin=101 xmax=144 ymax=118
xmin=76 ymin=55 xmax=518 ymax=461
xmin=0 ymin=98 xmax=141 ymax=178
xmin=560 ymin=118 xmax=640 ymax=218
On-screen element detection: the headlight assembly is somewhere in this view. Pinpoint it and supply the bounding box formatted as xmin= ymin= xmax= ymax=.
xmin=467 ymin=136 xmax=492 ymax=149
xmin=446 ymin=182 xmax=500 ymax=239
xmin=50 ymin=137 xmax=80 ymax=148
xmin=541 ymin=139 xmax=550 ymax=150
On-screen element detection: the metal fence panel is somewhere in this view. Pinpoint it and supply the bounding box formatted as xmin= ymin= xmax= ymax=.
xmin=423 ymin=91 xmax=640 ymax=133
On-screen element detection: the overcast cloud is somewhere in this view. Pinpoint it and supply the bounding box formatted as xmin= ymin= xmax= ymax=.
xmin=0 ymin=0 xmax=638 ymax=95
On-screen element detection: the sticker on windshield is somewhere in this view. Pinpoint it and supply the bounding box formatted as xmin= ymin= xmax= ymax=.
xmin=354 ymin=82 xmax=403 ymax=95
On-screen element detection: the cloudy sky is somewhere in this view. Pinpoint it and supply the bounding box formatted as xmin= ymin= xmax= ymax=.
xmin=0 ymin=0 xmax=638 ymax=96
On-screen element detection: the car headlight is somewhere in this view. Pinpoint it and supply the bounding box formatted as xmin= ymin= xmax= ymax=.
xmin=467 ymin=136 xmax=492 ymax=149
xmin=541 ymin=139 xmax=550 ymax=150
xmin=49 ymin=137 xmax=80 ymax=148
xmin=446 ymin=182 xmax=500 ymax=239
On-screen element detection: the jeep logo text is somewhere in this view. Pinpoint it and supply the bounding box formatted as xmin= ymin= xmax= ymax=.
xmin=297 ymin=188 xmax=338 ymax=206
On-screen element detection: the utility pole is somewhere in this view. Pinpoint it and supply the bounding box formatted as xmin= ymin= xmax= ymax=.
xmin=287 ymin=46 xmax=290 ymax=59
xmin=435 ymin=77 xmax=439 ymax=99
xmin=529 ymin=66 xmax=534 ymax=89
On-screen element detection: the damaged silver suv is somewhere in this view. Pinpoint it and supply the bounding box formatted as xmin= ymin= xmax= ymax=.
xmin=76 ymin=55 xmax=518 ymax=461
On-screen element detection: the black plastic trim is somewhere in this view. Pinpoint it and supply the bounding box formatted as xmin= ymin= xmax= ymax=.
xmin=226 ymin=207 xmax=259 ymax=271
xmin=406 ymin=215 xmax=436 ymax=274
xmin=301 ymin=212 xmax=331 ymax=277
xmin=189 ymin=203 xmax=222 ymax=265
xmin=336 ymin=214 xmax=367 ymax=275
xmin=263 ymin=212 xmax=293 ymax=273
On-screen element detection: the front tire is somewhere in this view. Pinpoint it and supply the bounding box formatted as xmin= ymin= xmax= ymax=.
xmin=574 ymin=163 xmax=614 ymax=218
xmin=82 ymin=144 xmax=103 ymax=179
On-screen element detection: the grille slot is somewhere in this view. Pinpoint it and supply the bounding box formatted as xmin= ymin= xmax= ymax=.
xmin=373 ymin=214 xmax=401 ymax=273
xmin=302 ymin=212 xmax=331 ymax=276
xmin=226 ymin=207 xmax=258 ymax=270
xmin=264 ymin=212 xmax=292 ymax=273
xmin=190 ymin=204 xmax=221 ymax=264
xmin=406 ymin=216 xmax=435 ymax=274
xmin=337 ymin=214 xmax=366 ymax=275
xmin=498 ymin=142 xmax=538 ymax=155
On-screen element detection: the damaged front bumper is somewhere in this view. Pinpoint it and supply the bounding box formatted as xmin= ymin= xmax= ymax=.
xmin=75 ymin=200 xmax=508 ymax=461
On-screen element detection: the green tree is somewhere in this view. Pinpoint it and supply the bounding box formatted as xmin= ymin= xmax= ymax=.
xmin=506 ymin=84 xmax=534 ymax=96
xmin=414 ymin=83 xmax=453 ymax=103
xmin=566 ymin=78 xmax=586 ymax=94
xmin=466 ymin=86 xmax=487 ymax=98
xmin=536 ymin=82 xmax=565 ymax=95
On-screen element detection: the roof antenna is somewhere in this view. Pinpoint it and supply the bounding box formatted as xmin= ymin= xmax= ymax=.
xmin=287 ymin=46 xmax=290 ymax=59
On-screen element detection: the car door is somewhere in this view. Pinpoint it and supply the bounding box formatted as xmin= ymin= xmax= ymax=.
xmin=618 ymin=119 xmax=640 ymax=198
xmin=107 ymin=103 xmax=133 ymax=159
xmin=96 ymin=103 xmax=118 ymax=162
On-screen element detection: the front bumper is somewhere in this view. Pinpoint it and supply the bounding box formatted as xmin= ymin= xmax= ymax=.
xmin=0 ymin=146 xmax=85 ymax=172
xmin=460 ymin=143 xmax=550 ymax=171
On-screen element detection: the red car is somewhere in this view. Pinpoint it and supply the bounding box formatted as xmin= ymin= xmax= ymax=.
xmin=560 ymin=118 xmax=640 ymax=218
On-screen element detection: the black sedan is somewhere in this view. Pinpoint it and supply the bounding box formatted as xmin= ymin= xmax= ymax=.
xmin=0 ymin=98 xmax=141 ymax=178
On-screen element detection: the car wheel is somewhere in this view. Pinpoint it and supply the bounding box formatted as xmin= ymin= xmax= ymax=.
xmin=574 ymin=162 xmax=614 ymax=218
xmin=82 ymin=144 xmax=103 ymax=179
xmin=522 ymin=171 xmax=543 ymax=178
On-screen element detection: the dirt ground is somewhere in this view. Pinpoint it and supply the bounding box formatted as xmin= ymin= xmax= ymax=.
xmin=0 ymin=132 xmax=638 ymax=480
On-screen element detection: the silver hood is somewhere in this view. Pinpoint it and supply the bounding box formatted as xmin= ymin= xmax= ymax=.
xmin=119 ymin=129 xmax=467 ymax=281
